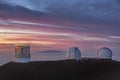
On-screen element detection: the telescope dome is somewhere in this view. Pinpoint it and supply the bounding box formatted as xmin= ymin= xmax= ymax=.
xmin=67 ymin=47 xmax=81 ymax=61
xmin=97 ymin=47 xmax=112 ymax=59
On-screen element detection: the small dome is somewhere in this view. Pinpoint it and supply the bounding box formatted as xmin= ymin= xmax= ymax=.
xmin=97 ymin=47 xmax=112 ymax=59
xmin=67 ymin=47 xmax=81 ymax=61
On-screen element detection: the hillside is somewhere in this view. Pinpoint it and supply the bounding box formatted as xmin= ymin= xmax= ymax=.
xmin=0 ymin=60 xmax=120 ymax=80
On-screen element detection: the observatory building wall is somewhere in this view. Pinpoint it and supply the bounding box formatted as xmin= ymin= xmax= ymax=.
xmin=14 ymin=45 xmax=31 ymax=63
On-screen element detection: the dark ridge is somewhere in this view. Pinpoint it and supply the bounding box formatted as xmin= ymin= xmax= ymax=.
xmin=0 ymin=60 xmax=120 ymax=80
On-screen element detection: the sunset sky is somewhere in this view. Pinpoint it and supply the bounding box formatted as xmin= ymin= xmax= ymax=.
xmin=0 ymin=0 xmax=120 ymax=60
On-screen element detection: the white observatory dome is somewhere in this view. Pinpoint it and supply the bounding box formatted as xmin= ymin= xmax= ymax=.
xmin=67 ymin=47 xmax=81 ymax=61
xmin=97 ymin=47 xmax=112 ymax=59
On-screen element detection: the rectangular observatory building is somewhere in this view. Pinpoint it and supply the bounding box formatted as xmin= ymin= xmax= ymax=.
xmin=14 ymin=44 xmax=31 ymax=63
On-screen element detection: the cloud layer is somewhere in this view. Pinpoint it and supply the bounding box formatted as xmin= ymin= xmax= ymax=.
xmin=0 ymin=0 xmax=120 ymax=57
xmin=0 ymin=0 xmax=120 ymax=25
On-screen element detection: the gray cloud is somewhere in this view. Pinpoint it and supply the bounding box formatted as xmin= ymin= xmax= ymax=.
xmin=0 ymin=0 xmax=48 ymax=12
xmin=0 ymin=0 xmax=120 ymax=25
xmin=46 ymin=0 xmax=120 ymax=25
xmin=0 ymin=3 xmax=53 ymax=20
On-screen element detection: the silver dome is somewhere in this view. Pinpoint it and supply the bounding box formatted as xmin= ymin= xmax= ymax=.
xmin=67 ymin=47 xmax=81 ymax=60
xmin=97 ymin=47 xmax=112 ymax=59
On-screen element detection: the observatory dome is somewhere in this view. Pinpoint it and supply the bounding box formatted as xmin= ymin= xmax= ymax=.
xmin=14 ymin=44 xmax=31 ymax=63
xmin=67 ymin=47 xmax=81 ymax=61
xmin=97 ymin=47 xmax=112 ymax=59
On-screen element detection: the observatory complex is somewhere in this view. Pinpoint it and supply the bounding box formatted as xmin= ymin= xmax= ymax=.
xmin=67 ymin=47 xmax=81 ymax=61
xmin=97 ymin=47 xmax=112 ymax=60
xmin=67 ymin=47 xmax=113 ymax=61
xmin=14 ymin=44 xmax=31 ymax=63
